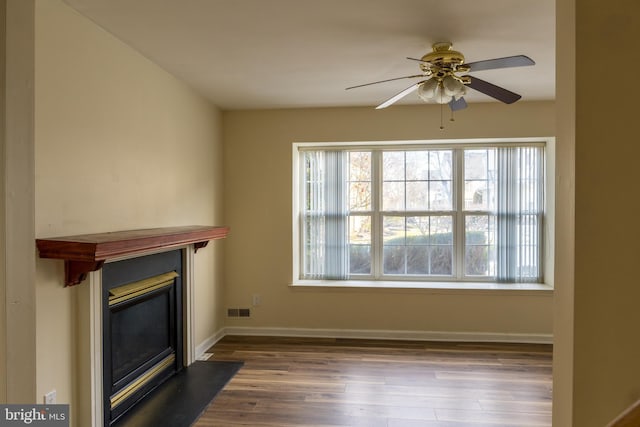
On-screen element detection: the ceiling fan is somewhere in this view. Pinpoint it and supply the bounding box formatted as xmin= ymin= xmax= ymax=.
xmin=346 ymin=42 xmax=535 ymax=112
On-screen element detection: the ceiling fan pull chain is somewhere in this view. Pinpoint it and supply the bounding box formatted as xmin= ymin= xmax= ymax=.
xmin=440 ymin=102 xmax=444 ymax=130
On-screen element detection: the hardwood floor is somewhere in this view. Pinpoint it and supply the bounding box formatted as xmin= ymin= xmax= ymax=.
xmin=194 ymin=336 xmax=552 ymax=427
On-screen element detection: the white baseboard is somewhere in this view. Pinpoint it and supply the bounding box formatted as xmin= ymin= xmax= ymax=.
xmin=220 ymin=326 xmax=553 ymax=344
xmin=195 ymin=328 xmax=226 ymax=360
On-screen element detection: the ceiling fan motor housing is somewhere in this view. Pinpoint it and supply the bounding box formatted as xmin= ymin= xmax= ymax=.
xmin=419 ymin=42 xmax=471 ymax=83
xmin=421 ymin=42 xmax=464 ymax=65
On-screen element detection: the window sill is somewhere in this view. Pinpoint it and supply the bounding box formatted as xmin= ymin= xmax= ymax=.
xmin=290 ymin=280 xmax=554 ymax=295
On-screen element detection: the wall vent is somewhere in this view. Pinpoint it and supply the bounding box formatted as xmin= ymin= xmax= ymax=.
xmin=227 ymin=308 xmax=250 ymax=317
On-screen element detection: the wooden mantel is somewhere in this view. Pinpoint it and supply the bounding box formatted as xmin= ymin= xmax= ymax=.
xmin=36 ymin=225 xmax=229 ymax=286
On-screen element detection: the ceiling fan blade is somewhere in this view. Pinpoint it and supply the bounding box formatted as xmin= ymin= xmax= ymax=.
xmin=375 ymin=81 xmax=425 ymax=109
xmin=449 ymin=97 xmax=467 ymax=111
xmin=466 ymin=76 xmax=522 ymax=104
xmin=466 ymin=55 xmax=535 ymax=72
xmin=346 ymin=74 xmax=424 ymax=90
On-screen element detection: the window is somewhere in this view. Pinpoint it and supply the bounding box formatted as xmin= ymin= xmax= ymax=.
xmin=295 ymin=140 xmax=545 ymax=284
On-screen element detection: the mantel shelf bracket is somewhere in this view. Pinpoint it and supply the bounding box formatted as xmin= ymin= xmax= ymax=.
xmin=193 ymin=241 xmax=208 ymax=252
xmin=66 ymin=260 xmax=105 ymax=286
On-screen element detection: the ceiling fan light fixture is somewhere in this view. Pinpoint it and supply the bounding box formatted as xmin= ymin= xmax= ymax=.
xmin=418 ymin=76 xmax=464 ymax=105
xmin=433 ymin=84 xmax=452 ymax=105
xmin=443 ymin=75 xmax=466 ymax=99
xmin=417 ymin=78 xmax=439 ymax=101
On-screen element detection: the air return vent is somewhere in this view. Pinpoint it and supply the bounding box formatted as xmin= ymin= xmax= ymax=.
xmin=227 ymin=308 xmax=250 ymax=317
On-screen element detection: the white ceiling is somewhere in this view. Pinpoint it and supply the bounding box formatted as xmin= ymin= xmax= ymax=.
xmin=62 ymin=0 xmax=555 ymax=110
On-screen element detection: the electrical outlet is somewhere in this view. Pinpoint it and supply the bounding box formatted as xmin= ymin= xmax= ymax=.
xmin=252 ymin=294 xmax=261 ymax=306
xmin=44 ymin=390 xmax=56 ymax=404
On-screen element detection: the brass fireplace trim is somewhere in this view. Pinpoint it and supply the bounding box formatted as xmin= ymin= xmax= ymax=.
xmin=108 ymin=271 xmax=178 ymax=306
xmin=110 ymin=353 xmax=176 ymax=410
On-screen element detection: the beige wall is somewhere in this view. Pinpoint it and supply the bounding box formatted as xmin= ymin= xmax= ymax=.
xmin=34 ymin=0 xmax=224 ymax=416
xmin=0 ymin=0 xmax=6 ymax=403
xmin=553 ymin=0 xmax=575 ymax=424
xmin=3 ymin=0 xmax=37 ymax=403
xmin=558 ymin=0 xmax=640 ymax=425
xmin=223 ymin=102 xmax=555 ymax=338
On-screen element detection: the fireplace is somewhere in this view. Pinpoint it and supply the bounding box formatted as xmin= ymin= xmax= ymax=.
xmin=35 ymin=226 xmax=229 ymax=427
xmin=102 ymin=249 xmax=183 ymax=425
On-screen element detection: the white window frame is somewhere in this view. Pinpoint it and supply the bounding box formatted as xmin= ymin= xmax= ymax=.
xmin=291 ymin=137 xmax=555 ymax=291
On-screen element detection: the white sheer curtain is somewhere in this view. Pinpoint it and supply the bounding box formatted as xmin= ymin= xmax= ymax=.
xmin=495 ymin=146 xmax=544 ymax=282
xmin=302 ymin=151 xmax=349 ymax=279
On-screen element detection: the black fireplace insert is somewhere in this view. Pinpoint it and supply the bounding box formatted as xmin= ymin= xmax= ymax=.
xmin=102 ymin=249 xmax=183 ymax=426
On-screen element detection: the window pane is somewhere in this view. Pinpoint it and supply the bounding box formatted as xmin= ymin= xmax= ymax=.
xmin=430 ymin=216 xmax=453 ymax=275
xmin=383 ymin=246 xmax=405 ymax=274
xmin=430 ymin=180 xmax=453 ymax=210
xmin=382 ymin=181 xmax=404 ymax=211
xmin=431 ymin=216 xmax=453 ymax=244
xmin=406 ymin=216 xmax=430 ymax=240
xmin=429 ymin=151 xmax=452 ymax=180
xmin=464 ymin=149 xmax=496 ymax=211
xmin=383 ymin=216 xmax=405 ymax=274
xmin=383 ymin=216 xmax=405 ymax=245
xmin=349 ymin=215 xmax=371 ymax=275
xmin=383 ymin=152 xmax=404 ymax=180
xmin=406 ymin=217 xmax=429 ymax=274
xmin=303 ymin=152 xmax=322 ymax=213
xmin=349 ymin=152 xmax=371 ymax=181
xmin=406 ymin=151 xmax=430 ymax=180
xmin=406 ymin=181 xmax=429 ymax=211
xmin=465 ymin=180 xmax=492 ymax=210
xmin=348 ymin=152 xmax=371 ymax=212
xmin=349 ymin=182 xmax=370 ymax=211
xmin=465 ymin=245 xmax=489 ymax=276
xmin=382 ymin=152 xmax=406 ymax=211
xmin=465 ymin=215 xmax=496 ymax=277
xmin=465 ymin=215 xmax=495 ymax=243
xmin=465 ymin=150 xmax=489 ymax=179
xmin=350 ymin=245 xmax=371 ymax=274
xmin=431 ymin=246 xmax=452 ymax=275
xmin=407 ymin=246 xmax=429 ymax=274
xmin=349 ymin=215 xmax=370 ymax=245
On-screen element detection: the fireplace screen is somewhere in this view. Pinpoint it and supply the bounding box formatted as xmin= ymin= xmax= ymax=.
xmin=102 ymin=250 xmax=183 ymax=426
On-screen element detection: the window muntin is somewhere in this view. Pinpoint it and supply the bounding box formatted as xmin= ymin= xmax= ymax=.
xmin=298 ymin=143 xmax=544 ymax=283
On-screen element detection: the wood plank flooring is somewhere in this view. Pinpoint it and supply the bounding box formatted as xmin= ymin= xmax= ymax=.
xmin=194 ymin=336 xmax=552 ymax=427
